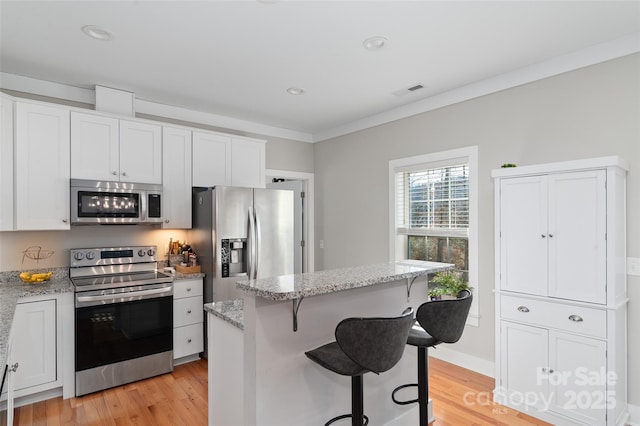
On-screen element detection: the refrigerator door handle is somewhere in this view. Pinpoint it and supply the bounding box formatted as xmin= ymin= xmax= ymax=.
xmin=254 ymin=207 xmax=261 ymax=279
xmin=248 ymin=207 xmax=256 ymax=280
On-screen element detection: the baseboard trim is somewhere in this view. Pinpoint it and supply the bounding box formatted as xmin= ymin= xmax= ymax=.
xmin=429 ymin=346 xmax=495 ymax=378
xmin=628 ymin=403 xmax=640 ymax=425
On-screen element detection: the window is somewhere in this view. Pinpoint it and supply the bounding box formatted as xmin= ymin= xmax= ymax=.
xmin=389 ymin=146 xmax=478 ymax=326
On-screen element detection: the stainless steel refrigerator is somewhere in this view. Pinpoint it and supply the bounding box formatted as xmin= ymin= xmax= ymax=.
xmin=191 ymin=186 xmax=294 ymax=304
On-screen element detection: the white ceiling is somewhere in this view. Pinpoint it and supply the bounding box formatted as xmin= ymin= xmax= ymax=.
xmin=1 ymin=1 xmax=639 ymax=142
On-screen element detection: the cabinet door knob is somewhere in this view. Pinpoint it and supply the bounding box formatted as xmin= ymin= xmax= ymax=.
xmin=517 ymin=306 xmax=530 ymax=313
xmin=112 ymin=171 xmax=118 ymax=175
xmin=122 ymin=172 xmax=127 ymax=177
xmin=165 ymin=219 xmax=170 ymax=223
xmin=548 ymin=234 xmax=554 ymax=238
xmin=9 ymin=362 xmax=19 ymax=373
xmin=187 ymin=338 xmax=192 ymax=343
xmin=186 ymin=288 xmax=191 ymax=292
xmin=541 ymin=234 xmax=546 ymax=238
xmin=187 ymin=309 xmax=192 ymax=314
xmin=62 ymin=219 xmax=68 ymax=223
xmin=568 ymin=314 xmax=583 ymax=322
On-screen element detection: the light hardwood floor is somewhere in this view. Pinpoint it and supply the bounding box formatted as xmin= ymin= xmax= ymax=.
xmin=2 ymin=357 xmax=550 ymax=425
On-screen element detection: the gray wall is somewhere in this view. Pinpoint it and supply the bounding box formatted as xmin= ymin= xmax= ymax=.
xmin=313 ymin=53 xmax=640 ymax=405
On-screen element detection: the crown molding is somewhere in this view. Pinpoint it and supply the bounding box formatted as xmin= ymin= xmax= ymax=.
xmin=2 ymin=32 xmax=638 ymax=144
xmin=313 ymin=32 xmax=640 ymax=142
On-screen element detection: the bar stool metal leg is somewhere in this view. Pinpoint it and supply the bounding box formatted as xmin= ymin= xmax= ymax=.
xmin=417 ymin=347 xmax=428 ymax=425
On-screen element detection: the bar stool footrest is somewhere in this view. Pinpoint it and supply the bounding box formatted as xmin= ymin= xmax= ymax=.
xmin=325 ymin=413 xmax=369 ymax=425
xmin=391 ymin=383 xmax=419 ymax=405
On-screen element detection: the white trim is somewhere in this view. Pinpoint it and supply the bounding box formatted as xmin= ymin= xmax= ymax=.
xmin=428 ymin=346 xmax=495 ymax=379
xmin=0 ymin=72 xmax=95 ymax=104
xmin=135 ymin=99 xmax=314 ymax=143
xmin=389 ymin=146 xmax=479 ymax=327
xmin=265 ymin=169 xmax=315 ymax=273
xmin=0 ymin=72 xmax=314 ymax=143
xmin=315 ymin=33 xmax=640 ymax=142
xmin=628 ymin=404 xmax=640 ymax=426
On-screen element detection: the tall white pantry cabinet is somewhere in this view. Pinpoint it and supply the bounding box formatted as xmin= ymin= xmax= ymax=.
xmin=492 ymin=157 xmax=628 ymax=426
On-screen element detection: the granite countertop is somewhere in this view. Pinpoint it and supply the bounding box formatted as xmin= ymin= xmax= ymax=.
xmin=236 ymin=260 xmax=454 ymax=301
xmin=204 ymin=299 xmax=244 ymax=330
xmin=0 ymin=268 xmax=74 ymax=378
xmin=172 ymin=271 xmax=205 ymax=281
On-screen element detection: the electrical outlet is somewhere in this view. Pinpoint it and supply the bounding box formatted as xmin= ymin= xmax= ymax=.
xmin=628 ymin=257 xmax=640 ymax=277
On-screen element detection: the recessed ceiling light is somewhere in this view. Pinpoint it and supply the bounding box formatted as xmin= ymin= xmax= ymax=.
xmin=362 ymin=36 xmax=387 ymax=51
xmin=82 ymin=25 xmax=114 ymax=41
xmin=286 ymin=87 xmax=305 ymax=95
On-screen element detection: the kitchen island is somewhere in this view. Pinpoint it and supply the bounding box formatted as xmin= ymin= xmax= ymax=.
xmin=205 ymin=260 xmax=453 ymax=426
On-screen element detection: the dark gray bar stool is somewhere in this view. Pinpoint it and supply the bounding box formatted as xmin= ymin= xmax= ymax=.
xmin=305 ymin=308 xmax=415 ymax=426
xmin=391 ymin=290 xmax=472 ymax=425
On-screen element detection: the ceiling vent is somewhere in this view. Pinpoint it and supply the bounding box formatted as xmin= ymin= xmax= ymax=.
xmin=392 ymin=83 xmax=425 ymax=97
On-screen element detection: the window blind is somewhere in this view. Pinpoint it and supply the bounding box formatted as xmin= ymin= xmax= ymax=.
xmin=396 ymin=163 xmax=469 ymax=235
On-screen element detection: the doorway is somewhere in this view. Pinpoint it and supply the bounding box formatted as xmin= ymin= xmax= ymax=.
xmin=265 ymin=169 xmax=314 ymax=273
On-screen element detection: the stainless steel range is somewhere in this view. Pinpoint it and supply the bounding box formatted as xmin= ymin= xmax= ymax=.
xmin=70 ymin=246 xmax=174 ymax=396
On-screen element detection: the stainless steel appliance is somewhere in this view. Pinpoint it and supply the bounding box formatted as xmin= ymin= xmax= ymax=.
xmin=71 ymin=179 xmax=162 ymax=225
xmin=192 ymin=186 xmax=294 ymax=303
xmin=70 ymin=246 xmax=174 ymax=396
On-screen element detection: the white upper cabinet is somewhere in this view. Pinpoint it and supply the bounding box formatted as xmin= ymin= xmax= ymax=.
xmin=119 ymin=120 xmax=162 ymax=183
xmin=0 ymin=95 xmax=14 ymax=231
xmin=71 ymin=112 xmax=119 ymax=181
xmin=499 ymin=170 xmax=606 ymax=304
xmin=71 ymin=111 xmax=162 ymax=184
xmin=231 ymin=137 xmax=266 ymax=188
xmin=162 ymin=126 xmax=192 ymax=229
xmin=192 ymin=131 xmax=231 ymax=187
xmin=15 ymin=101 xmax=70 ymax=230
xmin=547 ymin=171 xmax=606 ymax=303
xmin=192 ymin=131 xmax=265 ymax=188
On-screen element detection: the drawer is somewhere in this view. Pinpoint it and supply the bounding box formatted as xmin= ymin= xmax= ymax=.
xmin=174 ymin=323 xmax=204 ymax=359
xmin=174 ymin=296 xmax=204 ymax=327
xmin=500 ymin=295 xmax=606 ymax=339
xmin=174 ymin=279 xmax=203 ymax=299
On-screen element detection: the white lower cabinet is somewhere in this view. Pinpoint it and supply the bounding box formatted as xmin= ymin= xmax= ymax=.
xmin=499 ymin=320 xmax=607 ymax=425
xmin=173 ymin=279 xmax=204 ymax=362
xmin=10 ymin=300 xmax=57 ymax=391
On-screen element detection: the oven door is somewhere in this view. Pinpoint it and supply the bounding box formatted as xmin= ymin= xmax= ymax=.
xmin=75 ymin=283 xmax=173 ymax=373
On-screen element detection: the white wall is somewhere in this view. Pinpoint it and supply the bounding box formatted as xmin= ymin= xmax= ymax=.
xmin=313 ymin=53 xmax=640 ymax=405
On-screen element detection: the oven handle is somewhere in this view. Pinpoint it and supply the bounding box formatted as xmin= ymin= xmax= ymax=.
xmin=76 ymin=285 xmax=173 ymax=307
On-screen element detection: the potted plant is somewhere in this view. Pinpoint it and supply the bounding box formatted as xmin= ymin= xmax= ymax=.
xmin=428 ymin=270 xmax=472 ymax=300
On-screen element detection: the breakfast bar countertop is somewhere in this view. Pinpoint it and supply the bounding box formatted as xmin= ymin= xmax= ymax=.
xmin=236 ymin=260 xmax=453 ymax=301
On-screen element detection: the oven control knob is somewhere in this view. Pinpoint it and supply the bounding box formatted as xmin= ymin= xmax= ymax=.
xmin=74 ymin=252 xmax=84 ymax=261
xmin=147 ymin=248 xmax=156 ymax=257
xmin=138 ymin=249 xmax=146 ymax=257
xmin=85 ymin=252 xmax=95 ymax=260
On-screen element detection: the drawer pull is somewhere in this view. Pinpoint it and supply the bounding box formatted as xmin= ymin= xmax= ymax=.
xmin=568 ymin=314 xmax=583 ymax=322
xmin=541 ymin=234 xmax=546 ymax=238
xmin=517 ymin=306 xmax=530 ymax=313
xmin=187 ymin=309 xmax=192 ymax=314
xmin=187 ymin=338 xmax=192 ymax=343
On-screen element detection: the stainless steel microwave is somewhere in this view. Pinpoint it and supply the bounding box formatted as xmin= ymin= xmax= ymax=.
xmin=71 ymin=179 xmax=162 ymax=225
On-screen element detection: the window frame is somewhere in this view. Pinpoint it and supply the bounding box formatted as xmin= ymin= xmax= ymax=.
xmin=389 ymin=146 xmax=479 ymax=326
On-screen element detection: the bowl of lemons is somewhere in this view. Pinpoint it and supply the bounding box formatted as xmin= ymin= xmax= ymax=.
xmin=19 ymin=271 xmax=53 ymax=283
